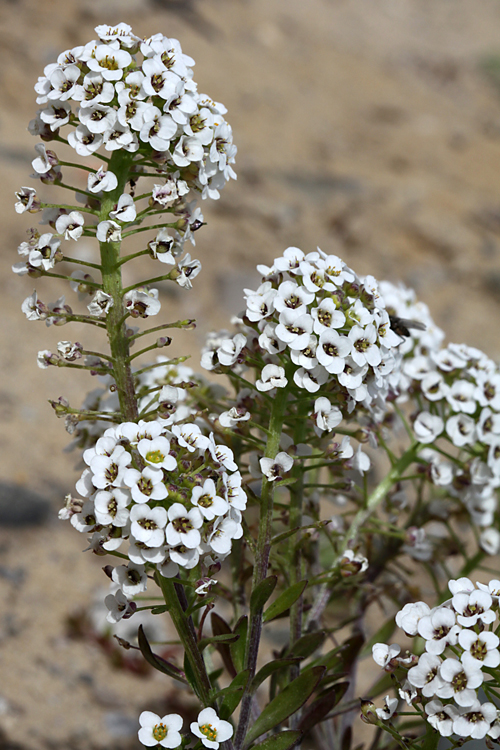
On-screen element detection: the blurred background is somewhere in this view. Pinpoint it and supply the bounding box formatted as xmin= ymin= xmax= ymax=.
xmin=2 ymin=0 xmax=500 ymax=747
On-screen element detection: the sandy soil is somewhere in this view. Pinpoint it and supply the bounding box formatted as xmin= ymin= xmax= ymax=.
xmin=2 ymin=0 xmax=500 ymax=747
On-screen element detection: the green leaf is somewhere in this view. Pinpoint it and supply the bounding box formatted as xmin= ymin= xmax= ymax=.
xmin=184 ymin=652 xmax=200 ymax=698
xmin=252 ymin=730 xmax=302 ymax=750
xmin=230 ymin=615 xmax=248 ymax=673
xmin=297 ymin=682 xmax=349 ymax=735
xmin=211 ymin=612 xmax=237 ymax=677
xmin=243 ymin=666 xmax=325 ymax=748
xmin=150 ymin=605 xmax=169 ymax=615
xmin=250 ymin=657 xmax=302 ymax=694
xmin=263 ymin=581 xmax=308 ymax=623
xmin=250 ymin=575 xmax=278 ymax=614
xmin=289 ymin=631 xmax=326 ymax=659
xmin=198 ymin=633 xmax=240 ymax=652
xmin=218 ymin=670 xmax=250 ymax=720
xmin=137 ymin=625 xmax=187 ymax=684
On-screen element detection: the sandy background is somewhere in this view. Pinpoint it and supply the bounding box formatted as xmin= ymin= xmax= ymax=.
xmin=1 ymin=0 xmax=500 ymax=747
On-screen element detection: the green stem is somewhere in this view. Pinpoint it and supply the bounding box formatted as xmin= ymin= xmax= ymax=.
xmin=98 ymin=149 xmax=139 ymax=421
xmin=234 ymin=384 xmax=289 ymax=750
xmin=155 ymin=573 xmax=212 ymax=705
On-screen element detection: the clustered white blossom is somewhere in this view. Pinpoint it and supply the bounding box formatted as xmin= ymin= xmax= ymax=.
xmin=408 ymin=342 xmax=500 ymax=554
xmin=201 ymin=247 xmax=405 ymax=419
xmin=14 ymin=21 xmax=236 ymax=296
xmin=60 ymin=415 xmax=246 ymax=619
xmin=373 ymin=578 xmax=500 ymax=740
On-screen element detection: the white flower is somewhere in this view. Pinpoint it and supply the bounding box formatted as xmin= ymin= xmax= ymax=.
xmin=139 ymin=105 xmax=177 ymax=150
xmin=175 ymin=254 xmax=201 ymax=289
xmin=137 ymin=436 xmax=177 ymax=470
xmin=413 ymin=412 xmax=444 ymax=444
xmin=149 ymin=229 xmax=175 ymax=263
xmin=407 ymin=653 xmax=444 ymax=697
xmin=130 ymin=504 xmax=167 ymax=547
xmin=87 ymin=43 xmax=132 ymax=81
xmin=87 ymin=290 xmax=113 ymax=316
xmin=372 ymin=643 xmax=401 ymax=669
xmin=172 ymin=423 xmax=210 ymax=452
xmin=138 ymin=711 xmax=183 ymax=748
xmin=480 ymin=527 xmax=500 ymax=555
xmin=452 ymin=589 xmax=495 ymax=627
xmin=260 ymin=452 xmax=294 ymax=482
xmin=31 ymin=143 xmax=58 ymax=174
xmin=190 ymin=708 xmax=233 ymax=749
xmin=55 ymin=211 xmax=85 ymax=241
xmin=375 ymin=696 xmax=398 ymax=721
xmin=96 ymin=220 xmax=122 ymax=243
xmin=123 ymin=466 xmax=168 ymax=504
xmin=453 ymin=700 xmax=498 ymax=740
xmin=87 ymin=166 xmax=118 ymax=193
xmin=111 ymin=563 xmax=147 ymax=596
xmin=110 ymin=193 xmax=137 ymax=223
xmin=459 ymin=629 xmax=500 ymax=668
xmin=209 ymin=517 xmax=241 ymax=555
xmin=417 ymin=607 xmax=460 ymax=655
xmin=425 ymin=700 xmax=459 ymax=737
xmin=446 ymin=414 xmax=476 ymax=447
xmin=255 ymin=364 xmax=287 ymax=392
xmin=317 ymin=330 xmax=351 ymax=374
xmin=124 ymin=287 xmax=161 ymax=318
xmin=190 ymin=479 xmax=228 ymax=520
xmin=219 ymin=407 xmax=251 ymax=428
xmin=15 ymin=186 xmax=38 ymax=213
xmin=94 ymin=488 xmax=130 ymax=526
xmin=68 ymin=125 xmax=103 ymax=155
xmin=105 ymin=589 xmax=136 ymax=624
xmin=436 ymin=657 xmax=483 ymax=706
xmin=166 ymin=504 xmax=203 ymax=549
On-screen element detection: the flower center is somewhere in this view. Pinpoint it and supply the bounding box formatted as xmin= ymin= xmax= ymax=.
xmin=198 ymin=494 xmax=214 ymax=509
xmin=200 ymin=723 xmax=217 ymax=741
xmin=152 ymin=723 xmax=168 ymax=742
xmin=146 ymin=450 xmax=165 ymax=464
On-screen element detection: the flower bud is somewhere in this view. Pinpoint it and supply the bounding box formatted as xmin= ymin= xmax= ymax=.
xmin=360 ymin=699 xmax=378 ymax=725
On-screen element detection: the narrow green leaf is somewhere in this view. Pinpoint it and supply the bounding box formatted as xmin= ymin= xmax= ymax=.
xmin=198 ymin=633 xmax=240 ymax=651
xmin=250 ymin=575 xmax=278 ymax=614
xmin=150 ymin=605 xmax=169 ymax=615
xmin=230 ymin=615 xmax=248 ymax=673
xmin=252 ymin=730 xmax=302 ymax=750
xmin=250 ymin=657 xmax=302 ymax=694
xmin=137 ymin=625 xmax=187 ymax=684
xmin=184 ymin=652 xmax=200 ymax=698
xmin=297 ymin=682 xmax=349 ymax=735
xmin=289 ymin=631 xmax=326 ymax=659
xmin=219 ymin=670 xmax=250 ymax=720
xmin=263 ymin=580 xmax=308 ymax=623
xmin=243 ymin=666 xmax=325 ymax=748
xmin=211 ymin=612 xmax=237 ymax=677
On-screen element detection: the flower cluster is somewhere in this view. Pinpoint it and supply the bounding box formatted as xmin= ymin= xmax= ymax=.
xmin=202 ymin=247 xmax=404 ymax=415
xmin=31 ymin=22 xmax=236 ymax=200
xmin=60 ymin=416 xmax=246 ymax=617
xmin=373 ymin=578 xmax=500 ymax=740
xmin=404 ymin=342 xmax=500 ymax=554
xmin=14 ymin=22 xmax=236 ymax=292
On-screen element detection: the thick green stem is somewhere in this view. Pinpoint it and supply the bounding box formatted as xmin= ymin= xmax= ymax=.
xmin=155 ymin=573 xmax=212 ymax=705
xmin=98 ymin=150 xmax=138 ymax=421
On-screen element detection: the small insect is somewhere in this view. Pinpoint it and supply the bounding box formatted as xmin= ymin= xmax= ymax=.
xmin=389 ymin=315 xmax=427 ymax=338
